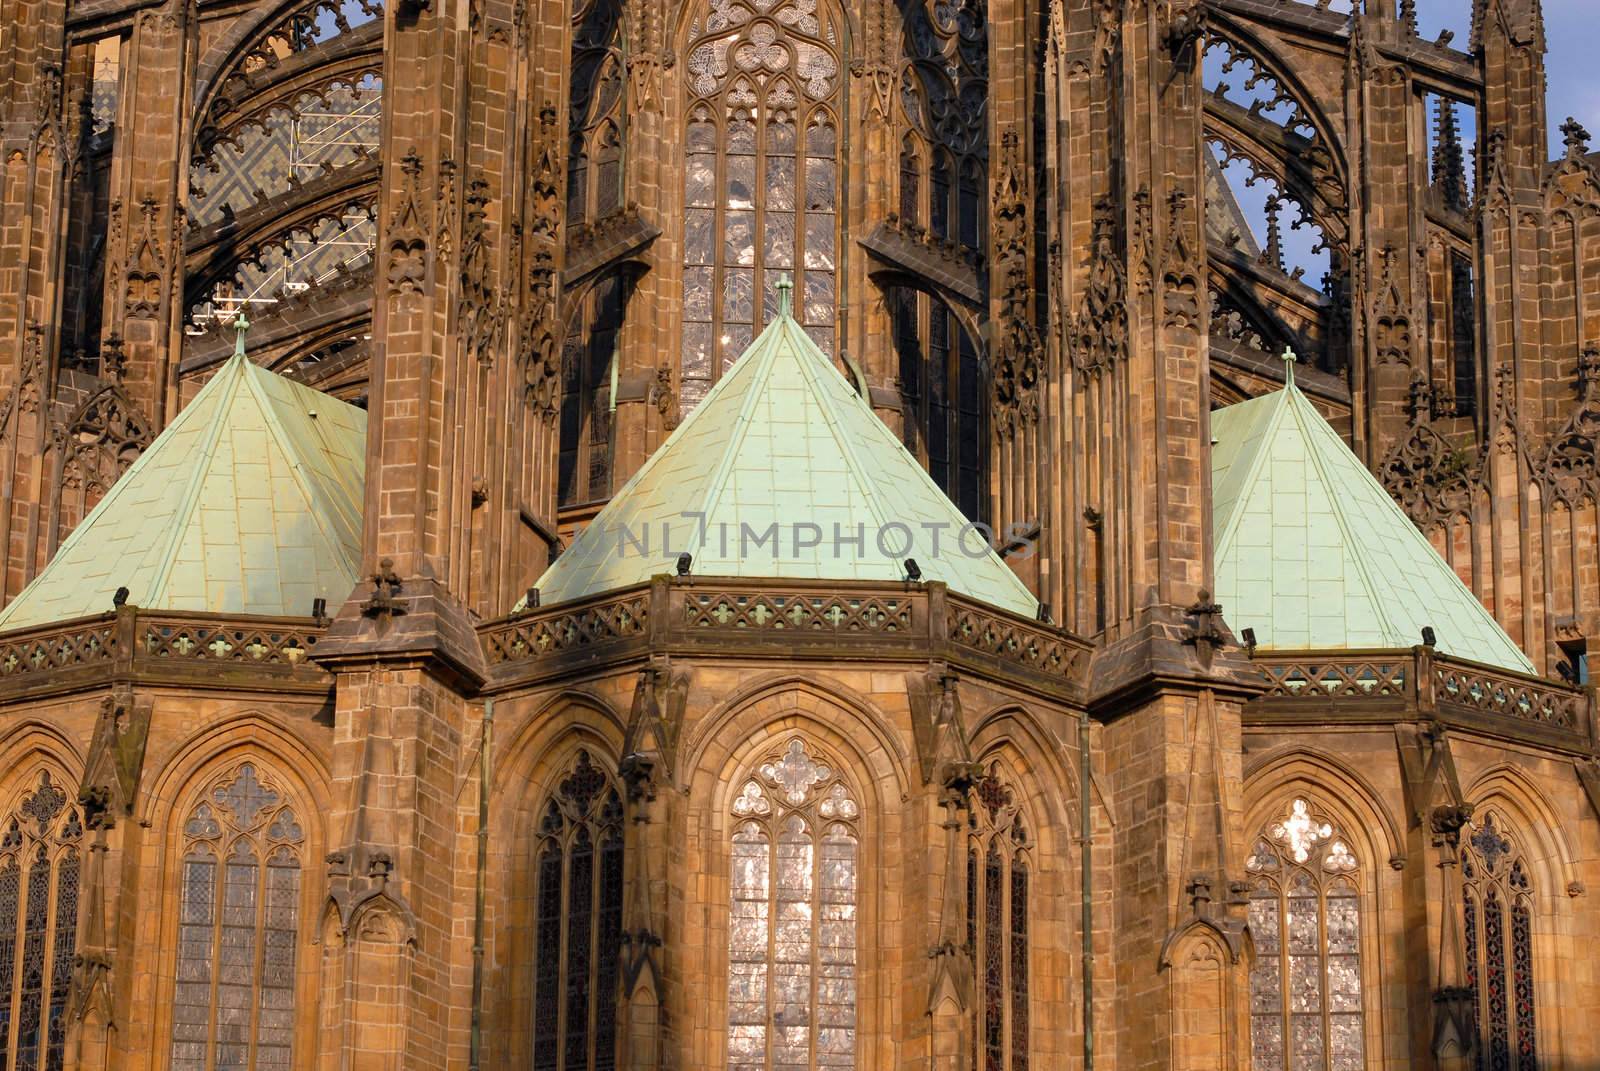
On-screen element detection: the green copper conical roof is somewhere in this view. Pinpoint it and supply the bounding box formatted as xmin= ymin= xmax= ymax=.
xmin=1211 ymin=357 xmax=1532 ymax=673
xmin=0 ymin=322 xmax=367 ymax=631
xmin=532 ymin=283 xmax=1038 ymax=616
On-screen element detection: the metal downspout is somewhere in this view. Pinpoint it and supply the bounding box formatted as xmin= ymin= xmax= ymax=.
xmin=1080 ymin=707 xmax=1094 ymax=1071
xmin=469 ymin=698 xmax=494 ymax=1070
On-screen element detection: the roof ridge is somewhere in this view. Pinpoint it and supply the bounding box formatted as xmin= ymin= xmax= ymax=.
xmin=1213 ymin=383 xmax=1292 ymax=560
xmin=1284 ymin=382 xmax=1408 ymax=644
xmin=686 ymin=320 xmax=789 ymax=545
xmin=778 ymin=317 xmax=897 ymax=536
xmin=141 ymin=352 xmax=250 ymax=606
xmin=1286 ymin=382 xmax=1525 ymax=660
xmin=239 ymin=361 xmax=358 ymax=576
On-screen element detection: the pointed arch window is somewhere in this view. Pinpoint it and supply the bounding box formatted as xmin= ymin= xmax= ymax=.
xmin=965 ymin=764 xmax=1029 ymax=1071
xmin=1460 ymin=811 xmax=1537 ymax=1071
xmin=532 ymin=751 xmax=624 ymax=1071
xmin=0 ymin=771 xmax=81 ymax=1071
xmin=168 ymin=762 xmax=305 ymax=1071
xmin=725 ymin=739 xmax=858 ymax=1070
xmin=1244 ymin=798 xmax=1364 ymax=1071
xmin=679 ymin=0 xmax=842 ymax=412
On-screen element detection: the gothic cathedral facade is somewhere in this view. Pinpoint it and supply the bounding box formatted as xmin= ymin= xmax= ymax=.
xmin=0 ymin=0 xmax=1597 ymax=1068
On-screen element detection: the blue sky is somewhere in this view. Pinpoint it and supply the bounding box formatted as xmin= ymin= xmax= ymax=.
xmin=1209 ymin=2 xmax=1598 ymax=282
xmin=1416 ymin=0 xmax=1597 ymax=157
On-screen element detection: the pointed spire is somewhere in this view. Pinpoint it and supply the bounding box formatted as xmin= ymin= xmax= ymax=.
xmin=1562 ymin=117 xmax=1592 ymax=161
xmin=1259 ymin=193 xmax=1285 ymax=273
xmin=1398 ymin=0 xmax=1418 ymax=35
xmin=1432 ymin=97 xmax=1469 ymax=212
xmin=232 ymin=310 xmax=251 ymax=359
xmin=775 ymin=274 xmax=794 ymax=319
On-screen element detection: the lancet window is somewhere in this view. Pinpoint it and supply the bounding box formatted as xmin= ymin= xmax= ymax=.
xmin=1460 ymin=811 xmax=1537 ymax=1071
xmin=680 ymin=0 xmax=843 ymax=412
xmin=965 ymin=763 xmax=1029 ymax=1071
xmin=169 ymin=763 xmax=305 ymax=1071
xmin=726 ymin=739 xmax=858 ymax=1070
xmin=1245 ymin=798 xmax=1364 ymax=1071
xmin=0 ymin=772 xmax=81 ymax=1071
xmin=532 ymin=751 xmax=625 ymax=1071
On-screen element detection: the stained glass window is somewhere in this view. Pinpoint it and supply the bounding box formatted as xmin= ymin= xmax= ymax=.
xmin=0 ymin=772 xmax=81 ymax=1071
xmin=679 ymin=0 xmax=843 ymax=412
xmin=531 ymin=751 xmax=625 ymax=1071
xmin=1460 ymin=811 xmax=1537 ymax=1071
xmin=889 ymin=0 xmax=989 ymax=522
xmin=725 ymin=739 xmax=857 ymax=1069
xmin=168 ymin=763 xmax=305 ymax=1071
xmin=1245 ymin=798 xmax=1364 ymax=1071
xmin=965 ymin=764 xmax=1028 ymax=1071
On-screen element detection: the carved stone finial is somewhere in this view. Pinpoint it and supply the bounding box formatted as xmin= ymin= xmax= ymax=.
xmin=99 ymin=335 xmax=126 ymax=381
xmin=1577 ymin=347 xmax=1600 ymax=402
xmin=1562 ymin=117 xmax=1591 ymax=160
xmin=1407 ymin=372 xmax=1435 ymax=425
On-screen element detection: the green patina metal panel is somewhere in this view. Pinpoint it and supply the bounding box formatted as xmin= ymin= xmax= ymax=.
xmin=0 ymin=329 xmax=366 ymax=630
xmin=532 ymin=286 xmax=1038 ymax=618
xmin=1211 ymin=364 xmax=1532 ymax=673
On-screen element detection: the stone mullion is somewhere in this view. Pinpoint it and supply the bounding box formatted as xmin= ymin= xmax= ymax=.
xmin=852 ymin=0 xmax=897 ymax=425
xmin=367 ymin=0 xmax=466 ymax=577
xmin=610 ymin=0 xmax=672 ymax=484
xmin=0 ymin=0 xmax=72 ymax=608
xmin=102 ymin=9 xmax=186 ymax=428
xmin=460 ymin=8 xmax=517 ymax=617
xmin=1354 ymin=56 xmax=1414 ymax=464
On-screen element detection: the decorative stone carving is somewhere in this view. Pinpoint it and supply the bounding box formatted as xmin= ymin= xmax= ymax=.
xmin=1072 ymin=198 xmax=1129 ymax=376
xmin=458 ymin=176 xmax=507 ymax=365
xmin=1369 ymin=244 xmax=1412 ymax=365
xmin=990 ymin=127 xmax=1040 ymax=427
xmin=1160 ymin=189 xmax=1202 ymax=329
xmin=1380 ymin=420 xmax=1479 ymax=526
xmin=386 ymin=149 xmax=429 ymax=298
xmin=124 ymin=197 xmax=166 ymax=319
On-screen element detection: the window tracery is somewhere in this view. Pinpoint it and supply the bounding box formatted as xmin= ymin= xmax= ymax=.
xmin=965 ymin=763 xmax=1029 ymax=1071
xmin=0 ymin=771 xmax=80 ymax=1071
xmin=1245 ymin=797 xmax=1363 ymax=1071
xmin=532 ymin=751 xmax=625 ymax=1071
xmin=568 ymin=0 xmax=624 ymax=228
xmin=168 ymin=762 xmax=305 ymax=1071
xmin=1460 ymin=811 xmax=1537 ymax=1071
xmin=185 ymin=77 xmax=382 ymax=332
xmin=725 ymin=739 xmax=857 ymax=1070
xmin=679 ymin=0 xmax=843 ymax=412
